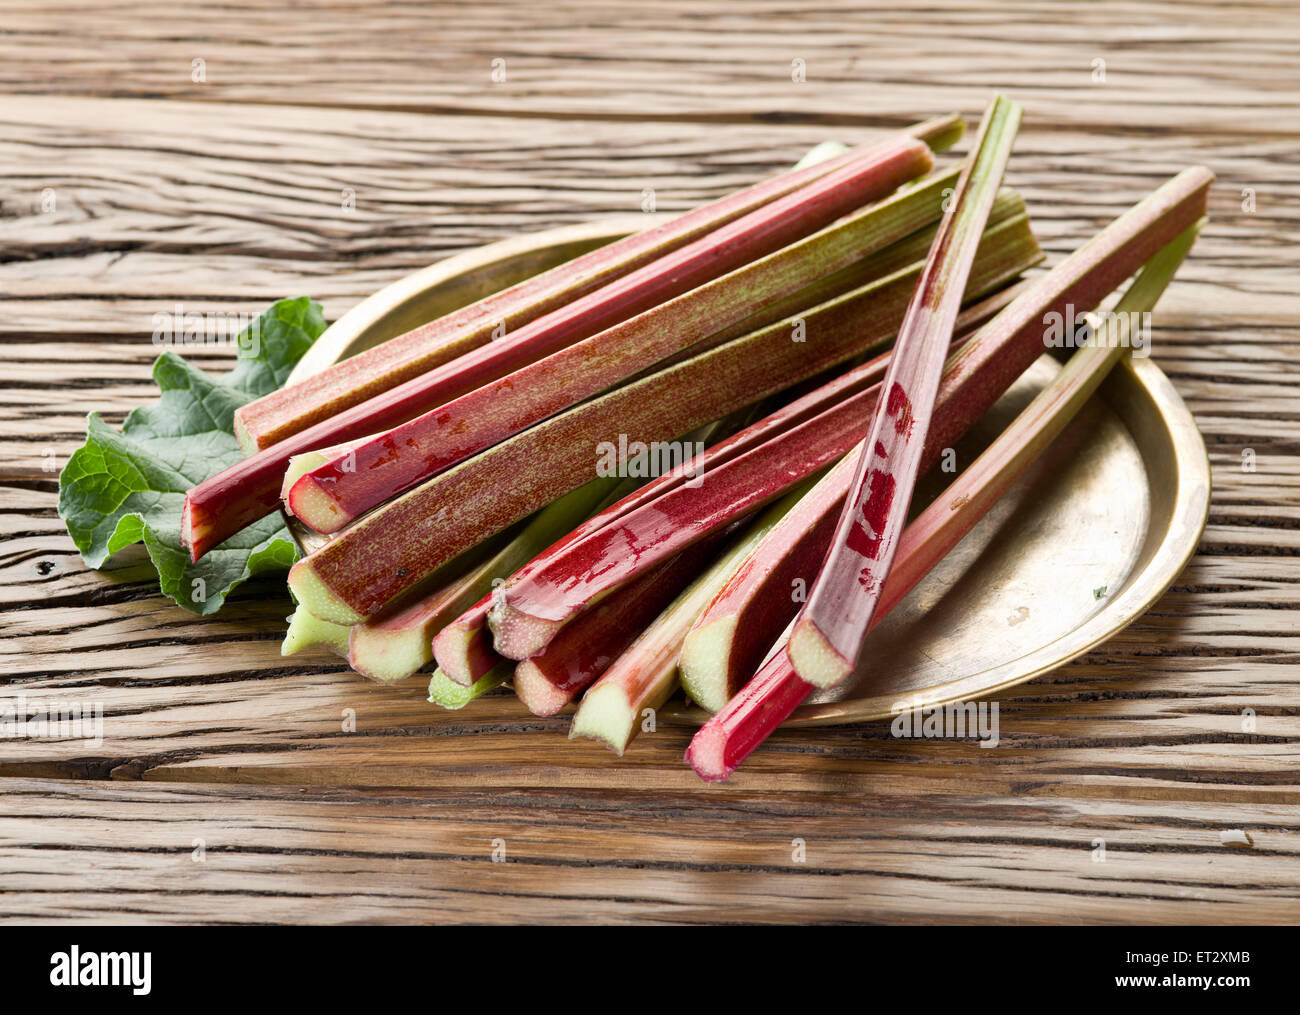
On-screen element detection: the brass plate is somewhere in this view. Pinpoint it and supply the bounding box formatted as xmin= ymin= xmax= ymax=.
xmin=288 ymin=218 xmax=1211 ymax=727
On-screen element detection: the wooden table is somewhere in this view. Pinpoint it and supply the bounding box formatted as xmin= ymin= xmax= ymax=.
xmin=2 ymin=0 xmax=1297 ymax=925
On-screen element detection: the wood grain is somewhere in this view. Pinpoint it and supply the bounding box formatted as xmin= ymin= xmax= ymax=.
xmin=1 ymin=0 xmax=1298 ymax=925
xmin=2 ymin=0 xmax=1298 ymax=135
xmin=3 ymin=778 xmax=1297 ymax=924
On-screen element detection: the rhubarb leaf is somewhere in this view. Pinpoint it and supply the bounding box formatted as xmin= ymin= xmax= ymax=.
xmin=58 ymin=297 xmax=326 ymax=615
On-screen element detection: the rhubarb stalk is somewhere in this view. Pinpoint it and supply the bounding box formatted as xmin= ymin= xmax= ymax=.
xmin=487 ymin=225 xmax=1044 ymax=660
xmin=569 ymin=484 xmax=814 ymax=755
xmin=184 ymin=135 xmax=934 ymax=559
xmin=685 ymin=217 xmax=1207 ymax=781
xmin=346 ymin=482 xmax=612 ymax=682
xmin=281 ymin=605 xmax=350 ymax=658
xmin=235 ymin=116 xmax=961 ymax=454
xmin=788 ymin=95 xmax=1022 ymax=690
xmin=513 ymin=545 xmax=724 ymax=716
xmin=290 ymin=215 xmax=1041 ymax=625
xmin=442 ymin=280 xmax=1027 ymax=689
xmin=428 ymin=664 xmax=511 ymax=710
xmin=625 ymin=185 xmax=1025 ymax=382
xmin=289 ymin=168 xmax=973 ymax=535
xmin=279 ymin=435 xmax=377 ymax=512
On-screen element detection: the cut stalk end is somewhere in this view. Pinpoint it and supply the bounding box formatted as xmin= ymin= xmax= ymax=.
xmin=909 ymin=112 xmax=965 ymax=152
xmin=433 ymin=610 xmax=511 ymax=688
xmin=288 ymin=475 xmax=350 ymax=534
xmin=788 ymin=618 xmax=851 ymax=688
xmin=348 ymin=624 xmax=427 ymax=684
xmin=568 ymin=683 xmax=636 ymax=756
xmin=281 ymin=436 xmax=381 ymax=509
xmin=287 ymin=560 xmax=366 ymax=626
xmin=678 ymin=614 xmax=739 ymax=714
xmin=233 ymin=413 xmax=257 ymax=456
xmin=683 ymin=725 xmax=733 ymax=783
xmin=428 ymin=664 xmax=509 ymax=710
xmin=281 ymin=606 xmax=350 ymax=658
xmin=179 ymin=497 xmax=201 ymax=563
xmin=513 ymin=659 xmax=576 ymax=717
xmin=488 ymin=601 xmax=565 ymax=662
xmin=280 ymin=451 xmax=333 ymax=509
xmin=431 ymin=623 xmax=482 ymax=686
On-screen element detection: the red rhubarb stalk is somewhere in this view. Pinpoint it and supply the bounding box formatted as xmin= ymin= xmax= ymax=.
xmin=235 ymin=115 xmax=962 ymax=455
xmin=487 ymin=222 xmax=1043 ymax=660
xmin=286 ymin=214 xmax=1040 ymax=627
xmin=788 ymin=95 xmax=1023 ymax=690
xmin=626 ymin=185 xmax=1025 ymax=382
xmin=431 ymin=410 xmax=755 ymax=687
xmin=289 ymin=168 xmax=968 ymax=534
xmin=346 ymin=479 xmax=618 ymax=682
xmin=184 ymin=135 xmax=934 ymax=559
xmin=279 ymin=435 xmax=377 ymax=512
xmin=513 ymin=547 xmax=722 ymax=716
xmin=569 ymin=487 xmax=813 ymax=755
xmin=685 ymin=215 xmax=1207 ymax=782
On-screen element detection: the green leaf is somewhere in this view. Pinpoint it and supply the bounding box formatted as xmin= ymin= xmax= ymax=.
xmin=58 ymin=297 xmax=327 ymax=615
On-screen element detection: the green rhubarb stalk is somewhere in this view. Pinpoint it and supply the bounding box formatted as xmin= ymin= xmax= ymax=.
xmin=288 ymin=215 xmax=1041 ymax=625
xmin=643 ymin=183 xmax=1026 ymax=376
xmin=793 ymin=141 xmax=849 ymax=168
xmin=281 ymin=605 xmax=351 ymax=658
xmin=569 ymin=481 xmax=815 ymax=755
xmin=428 ymin=664 xmax=511 ymax=710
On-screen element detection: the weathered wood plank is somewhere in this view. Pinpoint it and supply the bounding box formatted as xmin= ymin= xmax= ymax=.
xmin=1 ymin=0 xmax=1298 ymax=136
xmin=1 ymin=95 xmax=1295 ymax=317
xmin=0 ymin=95 xmax=1293 ymax=499
xmin=2 ymin=778 xmax=1297 ymax=924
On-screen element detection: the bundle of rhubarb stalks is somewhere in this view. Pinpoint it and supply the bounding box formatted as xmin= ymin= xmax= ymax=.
xmin=183 ymin=96 xmax=1211 ymax=782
